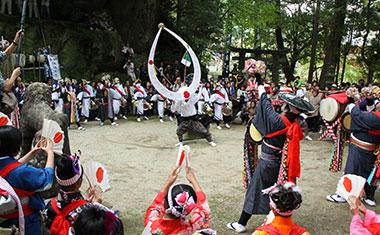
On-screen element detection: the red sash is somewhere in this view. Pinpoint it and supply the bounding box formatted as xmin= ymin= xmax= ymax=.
xmin=265 ymin=115 xmax=291 ymax=138
xmin=214 ymin=90 xmax=225 ymax=99
xmin=134 ymin=86 xmax=144 ymax=95
xmin=113 ymin=85 xmax=124 ymax=96
xmin=256 ymin=223 xmax=307 ymax=235
xmin=82 ymin=87 xmax=91 ymax=96
xmin=368 ymin=112 xmax=380 ymax=135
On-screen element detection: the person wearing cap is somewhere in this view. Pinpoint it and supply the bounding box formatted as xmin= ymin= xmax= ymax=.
xmin=227 ymin=75 xmax=314 ymax=233
xmin=144 ymin=166 xmax=212 ymax=235
xmin=252 ymin=182 xmax=310 ymax=235
xmin=133 ymin=79 xmax=149 ymax=122
xmin=326 ymin=100 xmax=380 ymax=207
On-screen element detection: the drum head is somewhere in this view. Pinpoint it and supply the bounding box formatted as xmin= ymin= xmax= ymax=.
xmin=249 ymin=123 xmax=263 ymax=143
xmin=320 ymin=97 xmax=339 ymax=122
xmin=342 ymin=112 xmax=351 ymax=131
xmin=222 ymin=106 xmax=232 ymax=116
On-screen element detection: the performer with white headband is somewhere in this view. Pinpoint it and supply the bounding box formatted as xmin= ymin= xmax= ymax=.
xmin=133 ymin=79 xmax=149 ymax=122
xmin=112 ymin=77 xmax=128 ymax=120
xmin=77 ymin=80 xmax=94 ymax=123
xmin=147 ymin=23 xmax=216 ymax=146
xmin=210 ymin=82 xmax=230 ymax=129
xmin=252 ymin=182 xmax=309 ymax=234
xmin=150 ymin=91 xmax=166 ymax=123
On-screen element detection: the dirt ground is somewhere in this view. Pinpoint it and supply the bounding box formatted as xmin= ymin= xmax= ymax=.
xmin=68 ymin=118 xmax=380 ymax=235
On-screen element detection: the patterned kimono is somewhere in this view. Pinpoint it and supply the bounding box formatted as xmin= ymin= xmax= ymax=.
xmin=144 ymin=191 xmax=211 ymax=235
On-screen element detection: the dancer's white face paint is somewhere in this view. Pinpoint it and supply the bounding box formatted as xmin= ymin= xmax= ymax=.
xmin=148 ymin=24 xmax=200 ymax=101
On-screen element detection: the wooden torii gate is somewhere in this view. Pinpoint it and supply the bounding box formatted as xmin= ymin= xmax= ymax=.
xmin=230 ymin=47 xmax=288 ymax=83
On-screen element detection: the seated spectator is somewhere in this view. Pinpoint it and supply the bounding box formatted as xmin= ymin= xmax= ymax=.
xmin=0 ymin=126 xmax=55 ymax=235
xmin=348 ymin=195 xmax=380 ymax=234
xmin=72 ymin=203 xmax=124 ymax=235
xmin=144 ymin=166 xmax=211 ymax=235
xmin=44 ymin=154 xmax=103 ymax=235
xmin=252 ymin=182 xmax=310 ymax=235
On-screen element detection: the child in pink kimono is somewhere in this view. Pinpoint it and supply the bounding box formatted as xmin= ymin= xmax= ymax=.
xmin=348 ymin=195 xmax=380 ymax=234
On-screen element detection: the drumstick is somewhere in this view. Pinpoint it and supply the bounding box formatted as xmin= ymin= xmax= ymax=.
xmin=154 ymin=65 xmax=173 ymax=86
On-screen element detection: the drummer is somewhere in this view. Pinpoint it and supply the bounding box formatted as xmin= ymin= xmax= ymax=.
xmin=327 ymin=101 xmax=380 ymax=207
xmin=227 ymin=78 xmax=314 ymax=233
xmin=210 ymin=82 xmax=230 ymax=129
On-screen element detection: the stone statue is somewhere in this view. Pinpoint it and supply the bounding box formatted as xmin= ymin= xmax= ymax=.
xmin=20 ymin=82 xmax=70 ymax=156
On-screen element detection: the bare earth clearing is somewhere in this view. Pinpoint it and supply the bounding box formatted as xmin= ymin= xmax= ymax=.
xmin=69 ymin=118 xmax=380 ymax=235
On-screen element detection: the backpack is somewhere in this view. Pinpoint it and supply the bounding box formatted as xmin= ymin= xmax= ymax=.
xmin=255 ymin=223 xmax=307 ymax=235
xmin=49 ymin=198 xmax=87 ymax=235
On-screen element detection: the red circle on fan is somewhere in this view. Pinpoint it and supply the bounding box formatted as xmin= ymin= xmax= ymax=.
xmin=0 ymin=117 xmax=9 ymax=126
xmin=149 ymin=60 xmax=154 ymax=65
xmin=53 ymin=132 xmax=63 ymax=143
xmin=183 ymin=91 xmax=190 ymax=99
xmin=343 ymin=177 xmax=352 ymax=193
xmin=96 ymin=167 xmax=104 ymax=183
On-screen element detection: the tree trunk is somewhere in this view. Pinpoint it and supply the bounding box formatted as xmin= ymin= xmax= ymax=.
xmin=308 ymin=0 xmax=321 ymax=83
xmin=274 ymin=0 xmax=294 ymax=83
xmin=275 ymin=27 xmax=294 ymax=83
xmin=340 ymin=28 xmax=353 ymax=84
xmin=368 ymin=65 xmax=374 ymax=84
xmin=176 ymin=0 xmax=185 ymax=27
xmin=335 ymin=51 xmax=340 ymax=84
xmin=319 ymin=0 xmax=347 ymax=88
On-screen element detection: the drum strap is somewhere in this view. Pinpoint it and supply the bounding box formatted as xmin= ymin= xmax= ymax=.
xmin=83 ymin=87 xmax=91 ymax=96
xmin=214 ymin=90 xmax=225 ymax=99
xmin=113 ymin=86 xmax=124 ymax=96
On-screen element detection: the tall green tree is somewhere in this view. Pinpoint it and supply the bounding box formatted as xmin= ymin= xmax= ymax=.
xmin=319 ymin=0 xmax=348 ymax=87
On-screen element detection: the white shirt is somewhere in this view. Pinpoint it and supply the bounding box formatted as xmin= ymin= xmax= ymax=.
xmin=175 ymin=92 xmax=201 ymax=117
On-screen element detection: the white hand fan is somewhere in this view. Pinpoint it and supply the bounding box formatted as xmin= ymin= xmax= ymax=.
xmin=0 ymin=112 xmax=12 ymax=126
xmin=41 ymin=119 xmax=64 ymax=154
xmin=84 ymin=161 xmax=110 ymax=192
xmin=176 ymin=145 xmax=191 ymax=168
xmin=336 ymin=174 xmax=366 ymax=200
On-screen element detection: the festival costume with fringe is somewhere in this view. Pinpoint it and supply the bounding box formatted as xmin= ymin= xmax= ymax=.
xmin=242 ymin=92 xmax=303 ymax=215
xmin=342 ymin=108 xmax=380 ymax=200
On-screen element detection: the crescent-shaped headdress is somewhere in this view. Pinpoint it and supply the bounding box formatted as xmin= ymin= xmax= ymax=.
xmin=148 ymin=23 xmax=200 ymax=101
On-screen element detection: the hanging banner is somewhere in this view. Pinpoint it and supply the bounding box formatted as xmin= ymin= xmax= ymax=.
xmin=47 ymin=54 xmax=61 ymax=81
